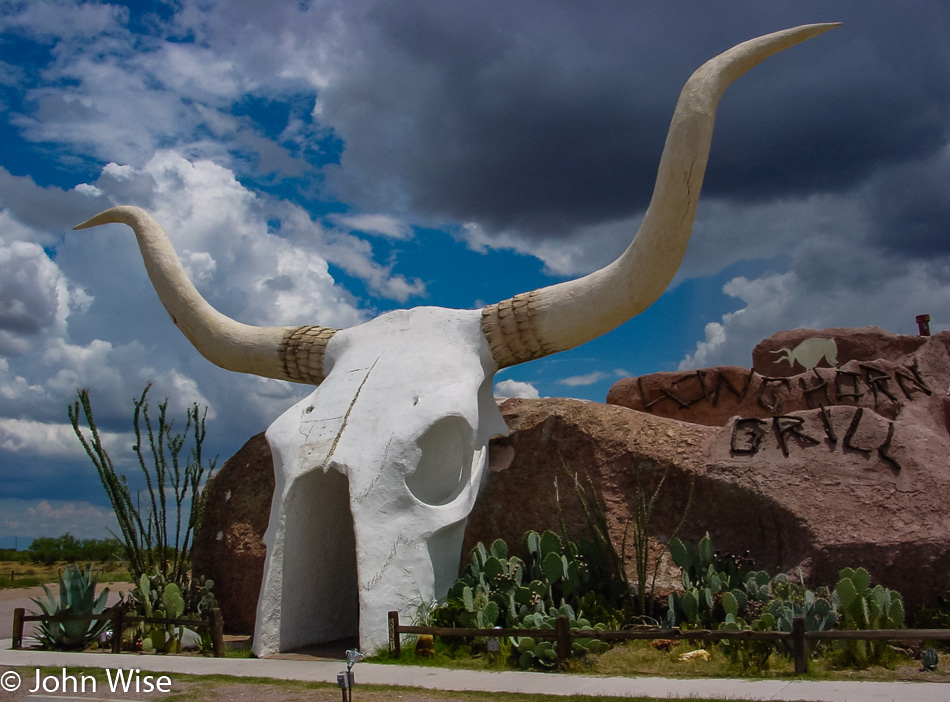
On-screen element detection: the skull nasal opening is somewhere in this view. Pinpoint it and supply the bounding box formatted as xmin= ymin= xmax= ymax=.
xmin=405 ymin=415 xmax=474 ymax=506
xmin=279 ymin=467 xmax=358 ymax=650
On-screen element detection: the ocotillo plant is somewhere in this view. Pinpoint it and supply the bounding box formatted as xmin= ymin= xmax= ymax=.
xmin=68 ymin=384 xmax=216 ymax=590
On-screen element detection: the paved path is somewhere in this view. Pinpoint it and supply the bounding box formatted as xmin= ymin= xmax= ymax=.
xmin=1 ymin=641 xmax=948 ymax=701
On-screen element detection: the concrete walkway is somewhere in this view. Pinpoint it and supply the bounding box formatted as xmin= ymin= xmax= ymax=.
xmin=1 ymin=640 xmax=948 ymax=701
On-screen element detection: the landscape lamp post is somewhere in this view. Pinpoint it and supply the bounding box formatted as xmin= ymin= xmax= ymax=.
xmin=337 ymin=648 xmax=363 ymax=702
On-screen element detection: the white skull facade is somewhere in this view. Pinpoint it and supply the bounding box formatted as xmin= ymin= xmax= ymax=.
xmin=74 ymin=24 xmax=837 ymax=654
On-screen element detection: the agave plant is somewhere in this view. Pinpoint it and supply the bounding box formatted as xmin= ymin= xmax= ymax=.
xmin=31 ymin=563 xmax=111 ymax=649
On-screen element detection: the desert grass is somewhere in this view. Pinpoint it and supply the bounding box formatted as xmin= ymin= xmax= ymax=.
xmin=0 ymin=560 xmax=131 ymax=590
xmin=379 ymin=638 xmax=950 ymax=683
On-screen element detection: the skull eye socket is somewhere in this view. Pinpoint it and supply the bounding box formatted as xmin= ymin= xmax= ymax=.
xmin=405 ymin=415 xmax=474 ymax=506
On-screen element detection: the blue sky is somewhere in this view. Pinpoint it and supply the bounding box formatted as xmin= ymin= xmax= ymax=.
xmin=1 ymin=1 xmax=949 ymax=546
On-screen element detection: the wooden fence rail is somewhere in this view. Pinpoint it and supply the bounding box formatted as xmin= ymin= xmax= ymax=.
xmin=11 ymin=606 xmax=224 ymax=657
xmin=387 ymin=610 xmax=950 ymax=675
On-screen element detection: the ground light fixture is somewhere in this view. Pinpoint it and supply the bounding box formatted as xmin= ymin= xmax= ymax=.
xmin=337 ymin=649 xmax=364 ymax=702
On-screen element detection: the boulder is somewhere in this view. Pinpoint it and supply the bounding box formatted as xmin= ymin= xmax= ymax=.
xmin=751 ymin=326 xmax=929 ymax=377
xmin=473 ymin=395 xmax=950 ymax=611
xmin=195 ymin=327 xmax=950 ymax=629
xmin=191 ymin=433 xmax=273 ymax=634
xmin=607 ymin=329 xmax=946 ymax=426
xmin=600 ymin=328 xmax=950 ymax=608
xmin=468 ymin=398 xmax=718 ymax=586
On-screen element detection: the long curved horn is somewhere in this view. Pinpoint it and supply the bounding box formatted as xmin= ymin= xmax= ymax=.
xmin=74 ymin=206 xmax=337 ymax=384
xmin=481 ymin=23 xmax=840 ymax=368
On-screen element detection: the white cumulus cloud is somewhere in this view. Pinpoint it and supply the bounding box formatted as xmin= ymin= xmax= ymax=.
xmin=494 ymin=379 xmax=540 ymax=399
xmin=0 ymin=418 xmax=131 ymax=459
xmin=0 ymin=499 xmax=119 ymax=541
xmin=558 ymin=371 xmax=608 ymax=387
xmin=334 ymin=213 xmax=412 ymax=240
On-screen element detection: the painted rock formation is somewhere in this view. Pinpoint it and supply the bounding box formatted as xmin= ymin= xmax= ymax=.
xmin=600 ymin=327 xmax=950 ymax=609
xmin=471 ymin=391 xmax=950 ymax=611
xmin=195 ymin=326 xmax=950 ymax=632
xmin=607 ymin=328 xmax=943 ymax=427
xmin=752 ymin=326 xmax=929 ymax=378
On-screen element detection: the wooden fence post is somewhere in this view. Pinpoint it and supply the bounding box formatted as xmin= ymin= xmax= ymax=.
xmin=555 ymin=615 xmax=571 ymax=663
xmin=793 ymin=615 xmax=807 ymax=675
xmin=12 ymin=607 xmax=24 ymax=649
xmin=210 ymin=608 xmax=225 ymax=658
xmin=388 ymin=611 xmax=401 ymax=657
xmin=111 ymin=605 xmax=125 ymax=654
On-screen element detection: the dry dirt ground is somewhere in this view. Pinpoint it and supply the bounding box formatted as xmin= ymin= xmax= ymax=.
xmin=1 ymin=662 xmax=948 ymax=702
xmin=0 ymin=667 xmax=479 ymax=702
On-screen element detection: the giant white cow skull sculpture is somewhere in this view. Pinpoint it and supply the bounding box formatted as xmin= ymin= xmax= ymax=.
xmin=75 ymin=24 xmax=837 ymax=654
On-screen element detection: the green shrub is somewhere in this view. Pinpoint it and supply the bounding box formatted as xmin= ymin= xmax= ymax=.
xmin=26 ymin=535 xmax=124 ymax=565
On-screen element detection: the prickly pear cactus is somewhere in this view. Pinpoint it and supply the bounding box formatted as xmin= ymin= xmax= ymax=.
xmin=459 ymin=586 xmax=500 ymax=629
xmin=834 ymin=567 xmax=904 ymax=667
xmin=442 ymin=532 xmax=591 ymax=629
xmin=719 ymin=611 xmax=776 ymax=670
xmin=508 ymin=605 xmax=607 ymax=668
xmin=433 ymin=532 xmax=608 ymax=664
xmin=163 ymin=583 xmax=185 ymax=620
xmin=667 ymin=533 xmax=754 ymax=628
xmin=136 ymin=573 xmax=154 ymax=617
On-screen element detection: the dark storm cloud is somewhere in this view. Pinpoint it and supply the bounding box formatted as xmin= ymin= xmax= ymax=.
xmin=863 ymin=151 xmax=950 ymax=258
xmin=319 ymin=1 xmax=950 ymax=248
xmin=0 ymin=167 xmax=103 ymax=235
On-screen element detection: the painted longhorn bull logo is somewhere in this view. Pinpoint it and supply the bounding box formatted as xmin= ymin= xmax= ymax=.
xmin=73 ymin=24 xmax=838 ymax=654
xmin=771 ymin=337 xmax=839 ymax=370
